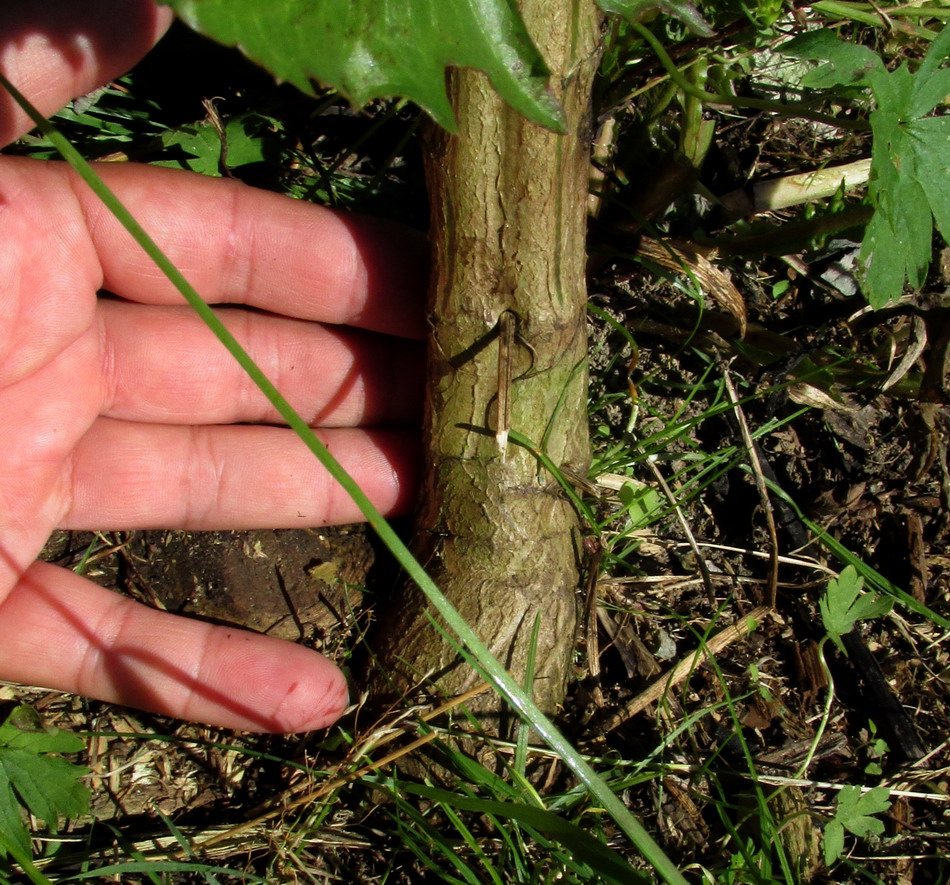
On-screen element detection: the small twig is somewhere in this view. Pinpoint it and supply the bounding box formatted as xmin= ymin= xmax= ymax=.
xmin=201 ymin=97 xmax=231 ymax=178
xmin=583 ymin=541 xmax=606 ymax=709
xmin=722 ymin=368 xmax=780 ymax=607
xmin=646 ymin=458 xmax=717 ymax=606
xmin=496 ymin=309 xmax=515 ymax=453
xmin=598 ymin=606 xmax=771 ymax=733
xmin=666 ymin=542 xmax=832 ymax=574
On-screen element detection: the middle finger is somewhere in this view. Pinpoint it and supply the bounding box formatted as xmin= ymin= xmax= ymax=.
xmin=98 ymin=300 xmax=424 ymax=427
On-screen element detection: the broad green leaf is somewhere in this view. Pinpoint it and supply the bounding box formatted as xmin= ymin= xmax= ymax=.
xmin=0 ymin=765 xmax=30 ymax=858
xmin=859 ymin=62 xmax=938 ymax=306
xmin=835 ymin=785 xmax=890 ymax=837
xmin=861 ymin=112 xmax=931 ymax=307
xmin=779 ymin=31 xmax=882 ymax=89
xmin=0 ymin=707 xmax=85 ymax=758
xmin=161 ymin=0 xmax=565 ymax=133
xmin=886 ymin=169 xmax=931 ymax=289
xmin=822 ymin=786 xmax=890 ymax=865
xmin=910 ymin=116 xmax=950 ymax=241
xmin=908 ymin=68 xmax=950 ymax=120
xmin=780 ymin=24 xmax=950 ymax=306
xmin=819 ymin=566 xmax=892 ymax=654
xmin=158 ymin=113 xmax=279 ymax=176
xmin=0 ymin=705 xmax=89 ymax=849
xmin=596 ymin=0 xmax=713 ymax=36
xmin=822 ymin=818 xmax=844 ymax=866
xmin=910 ymin=18 xmax=950 ymax=117
xmin=866 ymin=63 xmax=916 ymax=120
xmin=2 ymin=749 xmax=89 ymax=831
xmin=860 ymin=210 xmax=906 ymax=308
xmin=620 ymin=481 xmax=663 ymax=529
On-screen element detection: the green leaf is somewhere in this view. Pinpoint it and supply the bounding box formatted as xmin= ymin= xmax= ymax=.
xmin=158 ymin=113 xmax=278 ymax=176
xmin=779 ymin=31 xmax=883 ymax=89
xmin=860 ymin=146 xmax=931 ymax=305
xmin=822 ymin=818 xmax=844 ymax=866
xmin=823 ymin=785 xmax=890 ymax=865
xmin=0 ymin=705 xmax=89 ymax=856
xmin=758 ymin=22 xmax=950 ymax=308
xmin=835 ymin=785 xmax=891 ymax=837
xmin=160 ymin=0 xmax=565 ymax=133
xmin=867 ymin=62 xmax=916 ymax=119
xmin=0 ymin=707 xmax=85 ymax=756
xmin=909 ymin=18 xmax=950 ymax=118
xmin=859 ymin=60 xmax=939 ymax=306
xmin=859 ymin=208 xmax=908 ymax=308
xmin=908 ymin=116 xmax=950 ymax=243
xmin=2 ymin=750 xmax=89 ymax=830
xmin=158 ymin=123 xmax=221 ymax=175
xmin=818 ymin=567 xmax=892 ymax=654
xmin=619 ymin=481 xmax=663 ymax=529
xmin=596 ymin=0 xmax=713 ymax=37
xmin=0 ymin=765 xmax=30 ymax=858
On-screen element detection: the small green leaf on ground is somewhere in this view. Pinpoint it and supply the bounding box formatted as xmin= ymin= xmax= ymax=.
xmin=619 ymin=480 xmax=663 ymax=529
xmin=819 ymin=566 xmax=892 ymax=654
xmin=161 ymin=0 xmax=565 ymax=133
xmin=823 ymin=785 xmax=891 ymax=866
xmin=158 ymin=112 xmax=280 ymax=176
xmin=0 ymin=705 xmax=89 ymax=858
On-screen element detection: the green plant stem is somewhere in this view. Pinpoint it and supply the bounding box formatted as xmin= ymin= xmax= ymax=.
xmin=813 ymin=0 xmax=945 ymax=33
xmin=632 ymin=22 xmax=869 ymax=132
xmin=795 ymin=636 xmax=836 ymax=779
xmin=0 ymin=72 xmax=685 ymax=884
xmin=710 ymin=205 xmax=873 ymax=257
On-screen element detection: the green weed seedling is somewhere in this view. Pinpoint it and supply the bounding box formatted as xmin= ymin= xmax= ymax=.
xmin=822 ymin=785 xmax=891 ymax=867
xmin=0 ymin=705 xmax=89 ymax=884
xmin=818 ymin=565 xmax=892 ymax=656
xmin=804 ymin=566 xmax=892 ymax=775
xmin=781 ymin=22 xmax=950 ymax=307
xmin=811 ymin=569 xmax=894 ymax=870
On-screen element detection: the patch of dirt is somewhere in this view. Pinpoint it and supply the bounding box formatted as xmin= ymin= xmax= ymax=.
xmin=43 ymin=525 xmax=374 ymax=643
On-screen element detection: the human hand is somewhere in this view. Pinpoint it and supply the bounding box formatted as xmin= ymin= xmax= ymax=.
xmin=0 ymin=2 xmax=426 ymax=732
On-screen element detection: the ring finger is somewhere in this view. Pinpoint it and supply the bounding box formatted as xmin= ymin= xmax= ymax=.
xmin=98 ymin=299 xmax=424 ymax=428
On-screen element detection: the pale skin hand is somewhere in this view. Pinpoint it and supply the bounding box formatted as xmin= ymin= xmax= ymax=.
xmin=0 ymin=2 xmax=426 ymax=732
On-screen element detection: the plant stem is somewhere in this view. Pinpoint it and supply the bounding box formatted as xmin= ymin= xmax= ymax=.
xmin=633 ymin=22 xmax=869 ymax=132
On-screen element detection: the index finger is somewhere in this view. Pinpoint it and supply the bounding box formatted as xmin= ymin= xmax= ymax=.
xmin=79 ymin=162 xmax=429 ymax=339
xmin=0 ymin=1 xmax=172 ymax=145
